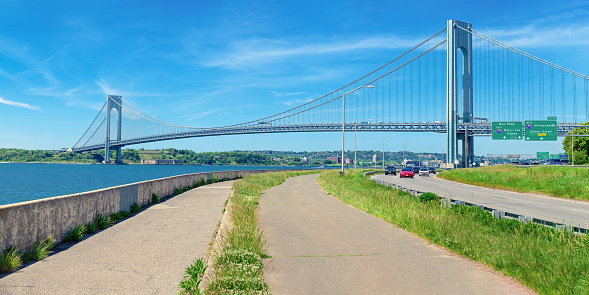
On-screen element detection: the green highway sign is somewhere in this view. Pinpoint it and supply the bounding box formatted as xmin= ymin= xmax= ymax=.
xmin=547 ymin=116 xmax=557 ymax=121
xmin=550 ymin=154 xmax=559 ymax=159
xmin=537 ymin=152 xmax=549 ymax=160
xmin=492 ymin=121 xmax=523 ymax=140
xmin=524 ymin=120 xmax=558 ymax=141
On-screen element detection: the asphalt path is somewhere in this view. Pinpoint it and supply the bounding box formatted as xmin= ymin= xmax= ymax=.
xmin=259 ymin=174 xmax=531 ymax=294
xmin=0 ymin=181 xmax=235 ymax=295
xmin=372 ymin=173 xmax=589 ymax=229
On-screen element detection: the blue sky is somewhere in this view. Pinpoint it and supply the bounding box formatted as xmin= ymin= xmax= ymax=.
xmin=1 ymin=0 xmax=589 ymax=156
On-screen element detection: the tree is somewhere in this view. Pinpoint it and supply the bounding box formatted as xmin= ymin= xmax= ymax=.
xmin=562 ymin=122 xmax=589 ymax=165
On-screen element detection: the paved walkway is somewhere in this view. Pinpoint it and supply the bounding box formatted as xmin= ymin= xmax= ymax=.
xmin=258 ymin=174 xmax=533 ymax=295
xmin=0 ymin=181 xmax=235 ymax=295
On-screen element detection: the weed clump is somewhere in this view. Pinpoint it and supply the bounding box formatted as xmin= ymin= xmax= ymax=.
xmin=23 ymin=236 xmax=55 ymax=261
xmin=152 ymin=193 xmax=160 ymax=203
xmin=130 ymin=202 xmax=141 ymax=213
xmin=0 ymin=246 xmax=22 ymax=273
xmin=178 ymin=257 xmax=207 ymax=295
xmin=62 ymin=224 xmax=87 ymax=243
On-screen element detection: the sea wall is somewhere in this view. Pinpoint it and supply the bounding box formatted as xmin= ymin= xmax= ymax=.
xmin=0 ymin=169 xmax=288 ymax=252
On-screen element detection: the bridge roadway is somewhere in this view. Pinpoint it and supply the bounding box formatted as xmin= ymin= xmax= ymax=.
xmin=0 ymin=180 xmax=235 ymax=295
xmin=259 ymin=174 xmax=531 ymax=294
xmin=72 ymin=122 xmax=582 ymax=153
xmin=372 ymin=173 xmax=589 ymax=230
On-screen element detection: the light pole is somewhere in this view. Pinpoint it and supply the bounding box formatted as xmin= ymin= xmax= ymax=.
xmin=418 ymin=146 xmax=428 ymax=167
xmin=403 ymin=141 xmax=413 ymax=167
xmin=355 ymin=119 xmax=372 ymax=170
xmin=383 ymin=134 xmax=395 ymax=170
xmin=341 ymin=85 xmax=375 ymax=175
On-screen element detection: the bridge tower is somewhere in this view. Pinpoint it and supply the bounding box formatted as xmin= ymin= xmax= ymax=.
xmin=447 ymin=19 xmax=473 ymax=167
xmin=105 ymin=95 xmax=122 ymax=164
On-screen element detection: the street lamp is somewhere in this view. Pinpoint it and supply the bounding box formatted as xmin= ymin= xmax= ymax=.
xmin=383 ymin=134 xmax=395 ymax=170
xmin=418 ymin=146 xmax=428 ymax=167
xmin=341 ymin=85 xmax=375 ymax=175
xmin=403 ymin=141 xmax=413 ymax=167
xmin=355 ymin=119 xmax=372 ymax=170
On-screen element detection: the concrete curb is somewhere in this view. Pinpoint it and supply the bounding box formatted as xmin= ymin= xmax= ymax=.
xmin=200 ymin=190 xmax=235 ymax=293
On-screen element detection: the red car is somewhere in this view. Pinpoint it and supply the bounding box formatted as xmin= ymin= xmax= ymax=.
xmin=399 ymin=167 xmax=414 ymax=178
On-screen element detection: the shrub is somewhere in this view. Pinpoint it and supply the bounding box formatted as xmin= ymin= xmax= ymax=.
xmin=130 ymin=202 xmax=141 ymax=213
xmin=419 ymin=192 xmax=439 ymax=203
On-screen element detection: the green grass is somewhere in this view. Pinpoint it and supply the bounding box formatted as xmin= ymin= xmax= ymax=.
xmin=23 ymin=236 xmax=56 ymax=262
xmin=204 ymin=170 xmax=318 ymax=295
xmin=317 ymin=169 xmax=589 ymax=295
xmin=0 ymin=246 xmax=22 ymax=273
xmin=438 ymin=165 xmax=589 ymax=201
xmin=179 ymin=257 xmax=207 ymax=295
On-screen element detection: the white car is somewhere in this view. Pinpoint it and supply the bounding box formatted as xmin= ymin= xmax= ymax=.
xmin=418 ymin=168 xmax=430 ymax=176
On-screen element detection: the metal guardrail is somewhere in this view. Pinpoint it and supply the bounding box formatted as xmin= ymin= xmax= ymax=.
xmin=368 ymin=176 xmax=588 ymax=235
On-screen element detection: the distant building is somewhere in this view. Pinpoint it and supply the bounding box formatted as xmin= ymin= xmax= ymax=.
xmin=141 ymin=159 xmax=180 ymax=165
xmin=327 ymin=156 xmax=341 ymax=164
xmin=372 ymin=154 xmax=378 ymax=164
xmin=345 ymin=158 xmax=353 ymax=165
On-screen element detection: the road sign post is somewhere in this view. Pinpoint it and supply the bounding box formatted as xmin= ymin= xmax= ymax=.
xmin=524 ymin=120 xmax=557 ymax=141
xmin=492 ymin=122 xmax=523 ymax=140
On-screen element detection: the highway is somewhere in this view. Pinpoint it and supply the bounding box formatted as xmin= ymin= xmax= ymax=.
xmin=372 ymin=173 xmax=589 ymax=230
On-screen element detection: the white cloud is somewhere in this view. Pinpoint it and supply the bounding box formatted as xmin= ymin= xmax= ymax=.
xmin=479 ymin=10 xmax=589 ymax=48
xmin=275 ymin=98 xmax=313 ymax=106
xmin=0 ymin=97 xmax=40 ymax=111
xmin=271 ymin=91 xmax=306 ymax=97
xmin=201 ymin=35 xmax=421 ymax=69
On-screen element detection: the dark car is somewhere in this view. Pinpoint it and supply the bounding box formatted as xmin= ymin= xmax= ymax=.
xmin=412 ymin=166 xmax=420 ymax=173
xmin=384 ymin=166 xmax=396 ymax=175
xmin=428 ymin=167 xmax=437 ymax=174
xmin=400 ymin=167 xmax=414 ymax=178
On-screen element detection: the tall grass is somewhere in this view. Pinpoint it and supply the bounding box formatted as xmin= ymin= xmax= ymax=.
xmin=204 ymin=170 xmax=318 ymax=294
xmin=438 ymin=165 xmax=589 ymax=201
xmin=317 ymin=169 xmax=589 ymax=295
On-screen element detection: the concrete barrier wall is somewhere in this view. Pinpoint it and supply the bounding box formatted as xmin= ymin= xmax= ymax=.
xmin=0 ymin=169 xmax=291 ymax=252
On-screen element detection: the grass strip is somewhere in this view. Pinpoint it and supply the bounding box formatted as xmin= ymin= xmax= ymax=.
xmin=203 ymin=170 xmax=318 ymax=295
xmin=438 ymin=165 xmax=589 ymax=201
xmin=317 ymin=169 xmax=589 ymax=295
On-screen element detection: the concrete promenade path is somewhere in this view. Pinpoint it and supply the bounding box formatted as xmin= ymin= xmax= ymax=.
xmin=0 ymin=180 xmax=235 ymax=295
xmin=259 ymin=174 xmax=533 ymax=295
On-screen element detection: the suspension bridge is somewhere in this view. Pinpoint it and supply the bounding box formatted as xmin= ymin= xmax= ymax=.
xmin=71 ymin=19 xmax=588 ymax=166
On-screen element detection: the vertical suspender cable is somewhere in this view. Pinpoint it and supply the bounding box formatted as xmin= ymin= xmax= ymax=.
xmin=550 ymin=67 xmax=555 ymax=117
xmin=562 ymin=72 xmax=566 ymax=122
xmin=572 ymin=74 xmax=577 ymax=124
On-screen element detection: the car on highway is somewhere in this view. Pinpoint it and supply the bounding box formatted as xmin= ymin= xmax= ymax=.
xmin=547 ymin=159 xmax=563 ymax=165
xmin=384 ymin=166 xmax=396 ymax=175
xmin=428 ymin=167 xmax=437 ymax=174
xmin=418 ymin=167 xmax=430 ymax=176
xmin=412 ymin=166 xmax=421 ymax=173
xmin=400 ymin=167 xmax=414 ymax=178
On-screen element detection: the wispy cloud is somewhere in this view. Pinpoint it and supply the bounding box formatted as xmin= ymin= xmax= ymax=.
xmin=178 ymin=111 xmax=214 ymax=120
xmin=201 ymin=34 xmax=421 ymax=69
xmin=0 ymin=97 xmax=40 ymax=111
xmin=271 ymin=91 xmax=306 ymax=97
xmin=480 ymin=10 xmax=589 ymax=48
xmin=275 ymin=98 xmax=313 ymax=106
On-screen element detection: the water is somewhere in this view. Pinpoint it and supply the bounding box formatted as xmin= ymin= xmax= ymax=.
xmin=0 ymin=163 xmax=316 ymax=206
